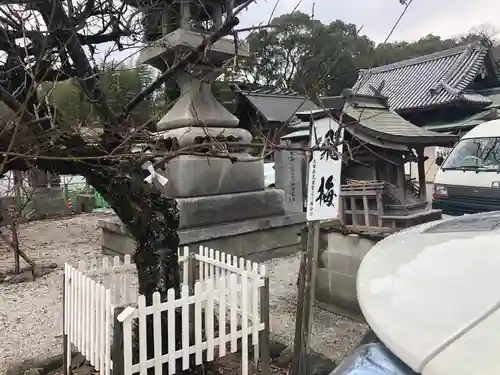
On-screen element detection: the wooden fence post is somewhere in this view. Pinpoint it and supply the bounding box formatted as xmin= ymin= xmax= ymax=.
xmin=188 ymin=253 xmax=196 ymax=293
xmin=112 ymin=307 xmax=125 ymax=375
xmin=259 ymin=276 xmax=271 ymax=375
xmin=63 ymin=270 xmax=69 ymax=375
xmin=188 ymin=252 xmax=197 ymax=347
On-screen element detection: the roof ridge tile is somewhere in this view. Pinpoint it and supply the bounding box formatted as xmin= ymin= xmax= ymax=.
xmin=366 ymin=41 xmax=485 ymax=74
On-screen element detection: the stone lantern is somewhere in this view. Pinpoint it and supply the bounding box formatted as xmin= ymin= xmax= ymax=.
xmin=99 ymin=0 xmax=306 ymax=259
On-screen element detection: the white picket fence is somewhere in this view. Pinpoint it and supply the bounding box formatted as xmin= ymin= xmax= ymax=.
xmin=63 ymin=246 xmax=270 ymax=375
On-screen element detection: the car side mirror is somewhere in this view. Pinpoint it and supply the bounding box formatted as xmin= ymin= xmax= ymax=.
xmin=435 ymin=156 xmax=444 ymax=166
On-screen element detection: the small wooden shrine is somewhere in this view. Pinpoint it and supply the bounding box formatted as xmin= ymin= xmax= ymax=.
xmin=290 ymin=92 xmax=458 ymax=233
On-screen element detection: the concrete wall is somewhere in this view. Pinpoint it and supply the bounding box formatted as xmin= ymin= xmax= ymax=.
xmin=315 ymin=232 xmax=380 ymax=319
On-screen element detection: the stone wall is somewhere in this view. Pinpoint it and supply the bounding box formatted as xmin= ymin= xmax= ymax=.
xmin=315 ymin=232 xmax=380 ymax=319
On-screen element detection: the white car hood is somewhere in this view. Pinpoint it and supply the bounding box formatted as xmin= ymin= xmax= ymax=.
xmin=357 ymin=211 xmax=500 ymax=375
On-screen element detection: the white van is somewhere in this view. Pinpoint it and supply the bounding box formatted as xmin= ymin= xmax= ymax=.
xmin=432 ymin=119 xmax=500 ymax=215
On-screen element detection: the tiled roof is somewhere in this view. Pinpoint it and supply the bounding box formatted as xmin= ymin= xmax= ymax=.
xmin=230 ymin=82 xmax=301 ymax=96
xmin=281 ymin=129 xmax=310 ymax=139
xmin=461 ymin=93 xmax=492 ymax=105
xmin=477 ymin=87 xmax=500 ymax=107
xmin=279 ymin=95 xmax=458 ymax=147
xmin=352 ymin=41 xmax=494 ymax=111
xmin=317 ymin=96 xmax=344 ymax=111
xmin=423 ymin=108 xmax=499 ymax=132
xmin=343 ymin=95 xmax=458 ymax=146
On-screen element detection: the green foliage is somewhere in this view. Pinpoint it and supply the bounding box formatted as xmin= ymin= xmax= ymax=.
xmin=99 ymin=64 xmax=155 ymax=126
xmin=47 ymin=80 xmax=89 ymax=126
xmin=240 ymin=14 xmax=498 ymax=96
xmin=373 ymin=34 xmax=458 ymax=66
xmin=43 ymin=63 xmax=156 ymax=128
xmin=239 ymin=12 xmax=322 ymax=91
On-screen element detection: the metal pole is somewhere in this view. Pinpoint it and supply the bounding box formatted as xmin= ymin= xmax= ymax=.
xmin=64 ymin=183 xmax=69 ymax=201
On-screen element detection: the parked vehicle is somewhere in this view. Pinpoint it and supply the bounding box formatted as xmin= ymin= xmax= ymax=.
xmin=331 ymin=211 xmax=500 ymax=375
xmin=264 ymin=162 xmax=275 ymax=188
xmin=432 ymin=119 xmax=500 ymax=215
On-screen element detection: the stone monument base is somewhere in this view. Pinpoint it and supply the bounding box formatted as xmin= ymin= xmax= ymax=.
xmin=99 ymin=213 xmax=306 ymax=261
xmin=159 ymin=153 xmax=263 ymax=198
xmin=23 ymin=187 xmax=68 ymax=220
xmin=176 ymin=190 xmax=286 ymax=229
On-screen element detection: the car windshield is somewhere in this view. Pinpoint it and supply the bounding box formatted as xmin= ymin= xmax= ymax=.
xmin=442 ymin=137 xmax=500 ymax=170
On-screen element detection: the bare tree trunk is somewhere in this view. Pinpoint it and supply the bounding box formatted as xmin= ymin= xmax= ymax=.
xmin=83 ymin=169 xmax=205 ymax=373
xmin=12 ymin=170 xmax=22 ymax=274
xmin=88 ymin=174 xmax=182 ymax=299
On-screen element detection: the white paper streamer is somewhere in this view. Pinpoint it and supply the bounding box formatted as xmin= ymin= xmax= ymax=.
xmin=142 ymin=161 xmax=169 ymax=186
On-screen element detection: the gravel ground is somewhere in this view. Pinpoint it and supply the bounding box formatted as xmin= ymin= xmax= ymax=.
xmin=1 ymin=214 xmax=366 ymax=373
xmin=263 ymin=254 xmax=367 ymax=363
xmin=0 ymin=213 xmax=108 ymax=373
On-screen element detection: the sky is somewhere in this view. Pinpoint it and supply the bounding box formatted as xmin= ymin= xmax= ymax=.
xmin=237 ymin=0 xmax=500 ymax=43
xmin=112 ymin=0 xmax=500 ymax=67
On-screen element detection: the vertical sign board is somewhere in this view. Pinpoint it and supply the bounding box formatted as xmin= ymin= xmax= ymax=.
xmin=276 ymin=142 xmax=304 ymax=213
xmin=293 ymin=115 xmax=344 ymax=375
xmin=306 ymin=116 xmax=343 ymax=221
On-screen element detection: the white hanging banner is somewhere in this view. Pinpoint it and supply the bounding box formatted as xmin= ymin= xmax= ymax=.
xmin=306 ymin=116 xmax=343 ymax=221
